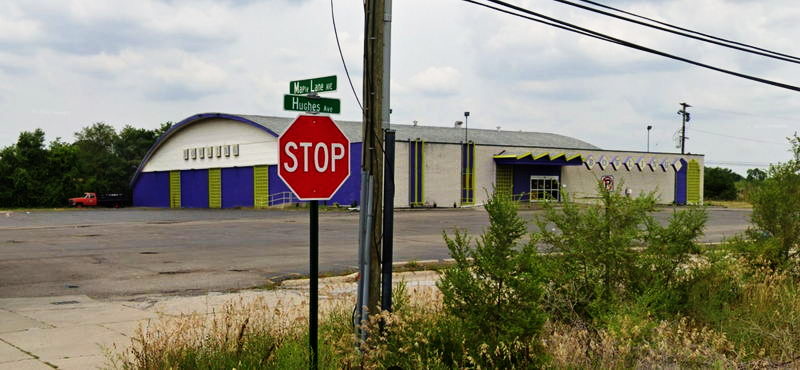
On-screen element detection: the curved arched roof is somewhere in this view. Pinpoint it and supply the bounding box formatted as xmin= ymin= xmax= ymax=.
xmin=130 ymin=113 xmax=280 ymax=187
xmin=131 ymin=112 xmax=599 ymax=186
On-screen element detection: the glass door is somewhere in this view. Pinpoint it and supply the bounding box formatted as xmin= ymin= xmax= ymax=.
xmin=530 ymin=175 xmax=560 ymax=202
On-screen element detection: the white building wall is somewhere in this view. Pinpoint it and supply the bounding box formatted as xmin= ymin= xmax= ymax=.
xmin=142 ymin=118 xmax=277 ymax=172
xmin=423 ymin=143 xmax=461 ymax=207
xmin=394 ymin=142 xmax=409 ymax=208
xmin=473 ymin=145 xmax=703 ymax=205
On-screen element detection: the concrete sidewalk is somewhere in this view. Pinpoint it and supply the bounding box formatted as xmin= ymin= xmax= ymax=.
xmin=0 ymin=271 xmax=441 ymax=369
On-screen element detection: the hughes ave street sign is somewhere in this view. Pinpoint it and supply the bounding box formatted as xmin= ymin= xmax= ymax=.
xmin=278 ymin=115 xmax=350 ymax=200
xmin=283 ymin=95 xmax=341 ymax=114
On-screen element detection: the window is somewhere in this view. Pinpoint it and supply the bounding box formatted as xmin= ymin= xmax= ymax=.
xmin=216 ymin=145 xmax=222 ymax=158
xmin=224 ymin=145 xmax=231 ymax=157
xmin=207 ymin=146 xmax=214 ymax=158
xmin=183 ymin=149 xmax=189 ymax=160
xmin=530 ymin=175 xmax=560 ymax=202
xmin=191 ymin=148 xmax=197 ymax=159
xmin=233 ymin=144 xmax=239 ymax=157
xmin=199 ymin=147 xmax=205 ymax=159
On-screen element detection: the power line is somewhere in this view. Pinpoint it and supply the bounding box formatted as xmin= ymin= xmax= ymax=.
xmin=556 ymin=0 xmax=800 ymax=64
xmin=463 ymin=0 xmax=800 ymax=93
xmin=706 ymin=160 xmax=771 ymax=167
xmin=690 ymin=127 xmax=787 ymax=145
xmin=330 ymin=0 xmax=363 ymax=111
xmin=694 ymin=106 xmax=799 ymax=123
xmin=573 ymin=0 xmax=800 ymax=64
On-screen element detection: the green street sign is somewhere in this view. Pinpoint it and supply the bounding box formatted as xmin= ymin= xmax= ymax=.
xmin=283 ymin=95 xmax=341 ymax=114
xmin=289 ymin=75 xmax=337 ymax=95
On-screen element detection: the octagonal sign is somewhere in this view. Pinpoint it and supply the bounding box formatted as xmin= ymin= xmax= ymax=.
xmin=278 ymin=115 xmax=350 ymax=200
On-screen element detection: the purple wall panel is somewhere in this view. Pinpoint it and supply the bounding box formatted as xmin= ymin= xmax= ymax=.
xmin=180 ymin=169 xmax=209 ymax=208
xmin=222 ymin=167 xmax=254 ymax=208
xmin=675 ymin=159 xmax=688 ymax=205
xmin=329 ymin=142 xmax=362 ymax=206
xmin=268 ymin=143 xmax=362 ymax=206
xmin=512 ymin=165 xmax=561 ymax=201
xmin=268 ymin=165 xmax=291 ymax=205
xmin=132 ymin=171 xmax=170 ymax=207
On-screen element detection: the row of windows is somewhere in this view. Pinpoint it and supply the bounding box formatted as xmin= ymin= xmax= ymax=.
xmin=183 ymin=144 xmax=239 ymax=160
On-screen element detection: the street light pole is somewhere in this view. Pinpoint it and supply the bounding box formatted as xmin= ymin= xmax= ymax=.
xmin=464 ymin=111 xmax=470 ymax=143
xmin=646 ymin=125 xmax=653 ymax=152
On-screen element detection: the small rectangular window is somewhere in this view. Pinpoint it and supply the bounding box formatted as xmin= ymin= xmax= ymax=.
xmin=224 ymin=145 xmax=231 ymax=157
xmin=207 ymin=146 xmax=214 ymax=158
xmin=216 ymin=145 xmax=222 ymax=158
xmin=233 ymin=144 xmax=239 ymax=157
xmin=183 ymin=149 xmax=189 ymax=160
xmin=200 ymin=147 xmax=205 ymax=159
xmin=191 ymin=148 xmax=197 ymax=159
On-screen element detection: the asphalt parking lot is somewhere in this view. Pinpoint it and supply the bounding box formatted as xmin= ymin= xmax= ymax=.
xmin=0 ymin=206 xmax=751 ymax=299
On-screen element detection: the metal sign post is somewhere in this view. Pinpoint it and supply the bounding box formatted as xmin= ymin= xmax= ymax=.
xmin=309 ymin=200 xmax=319 ymax=369
xmin=280 ymin=79 xmax=345 ymax=369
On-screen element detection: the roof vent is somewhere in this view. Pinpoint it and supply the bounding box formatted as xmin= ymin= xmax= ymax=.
xmin=496 ymin=126 xmax=501 ymax=131
xmin=413 ymin=120 xmax=418 ymax=126
xmin=454 ymin=120 xmax=463 ymax=127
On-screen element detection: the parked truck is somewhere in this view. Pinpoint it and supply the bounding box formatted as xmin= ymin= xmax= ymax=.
xmin=68 ymin=193 xmax=130 ymax=208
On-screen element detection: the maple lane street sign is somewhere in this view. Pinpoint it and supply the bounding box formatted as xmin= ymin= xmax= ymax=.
xmin=289 ymin=75 xmax=337 ymax=95
xmin=278 ymin=115 xmax=350 ymax=200
xmin=283 ymin=95 xmax=341 ymax=114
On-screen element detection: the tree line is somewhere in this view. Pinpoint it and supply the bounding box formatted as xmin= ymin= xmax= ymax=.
xmin=0 ymin=122 xmax=171 ymax=208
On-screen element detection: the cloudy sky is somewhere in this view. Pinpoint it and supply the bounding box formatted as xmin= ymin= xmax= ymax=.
xmin=1 ymin=0 xmax=798 ymax=173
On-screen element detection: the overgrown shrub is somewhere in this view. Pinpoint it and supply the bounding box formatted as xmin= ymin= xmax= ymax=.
xmin=437 ymin=191 xmax=547 ymax=367
xmin=535 ymin=181 xmax=707 ymax=321
xmin=746 ymin=134 xmax=800 ymax=269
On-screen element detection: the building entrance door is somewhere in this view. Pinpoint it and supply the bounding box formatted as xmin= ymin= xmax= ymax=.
xmin=530 ymin=175 xmax=560 ymax=201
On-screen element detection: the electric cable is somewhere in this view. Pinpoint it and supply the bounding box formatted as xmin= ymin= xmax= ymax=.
xmin=705 ymin=160 xmax=771 ymax=167
xmin=574 ymin=0 xmax=800 ymax=63
xmin=694 ymin=106 xmax=800 ymax=123
xmin=463 ymin=0 xmax=800 ymax=93
xmin=690 ymin=127 xmax=787 ymax=145
xmin=551 ymin=0 xmax=800 ymax=64
xmin=331 ymin=0 xmax=363 ymax=111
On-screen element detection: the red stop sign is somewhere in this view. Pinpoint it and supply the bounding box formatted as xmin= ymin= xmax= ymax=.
xmin=278 ymin=115 xmax=351 ymax=200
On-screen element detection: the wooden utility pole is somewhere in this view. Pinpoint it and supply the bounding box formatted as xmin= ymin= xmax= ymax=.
xmin=359 ymin=0 xmax=390 ymax=318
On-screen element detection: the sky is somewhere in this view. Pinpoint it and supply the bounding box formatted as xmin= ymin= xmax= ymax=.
xmin=1 ymin=0 xmax=798 ymax=174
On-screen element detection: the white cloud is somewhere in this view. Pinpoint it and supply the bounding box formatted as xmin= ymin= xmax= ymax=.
xmin=409 ymin=66 xmax=462 ymax=96
xmin=0 ymin=4 xmax=42 ymax=42
xmin=0 ymin=0 xmax=796 ymax=174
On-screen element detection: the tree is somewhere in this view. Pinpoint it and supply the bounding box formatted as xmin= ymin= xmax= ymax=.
xmin=704 ymin=166 xmax=743 ymax=200
xmin=74 ymin=123 xmax=123 ymax=193
xmin=746 ymin=168 xmax=767 ymax=182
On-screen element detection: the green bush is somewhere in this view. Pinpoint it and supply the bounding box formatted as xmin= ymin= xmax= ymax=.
xmin=437 ymin=191 xmax=547 ymax=367
xmin=746 ymin=134 xmax=800 ymax=269
xmin=535 ymin=181 xmax=707 ymax=321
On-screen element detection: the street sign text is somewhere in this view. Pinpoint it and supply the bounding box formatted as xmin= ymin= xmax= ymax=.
xmin=289 ymin=75 xmax=337 ymax=95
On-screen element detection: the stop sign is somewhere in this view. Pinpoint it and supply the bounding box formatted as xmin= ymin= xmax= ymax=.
xmin=278 ymin=115 xmax=351 ymax=200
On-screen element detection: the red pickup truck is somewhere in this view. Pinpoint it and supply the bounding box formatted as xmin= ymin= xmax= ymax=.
xmin=68 ymin=193 xmax=129 ymax=208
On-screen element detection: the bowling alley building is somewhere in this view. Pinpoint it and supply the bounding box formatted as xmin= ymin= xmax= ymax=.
xmin=130 ymin=113 xmax=704 ymax=208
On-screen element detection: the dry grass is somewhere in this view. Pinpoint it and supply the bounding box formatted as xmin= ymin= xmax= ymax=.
xmin=108 ymin=260 xmax=800 ymax=369
xmin=705 ymin=200 xmax=753 ymax=209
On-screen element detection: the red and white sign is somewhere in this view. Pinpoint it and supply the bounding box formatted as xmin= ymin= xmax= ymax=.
xmin=278 ymin=115 xmax=351 ymax=200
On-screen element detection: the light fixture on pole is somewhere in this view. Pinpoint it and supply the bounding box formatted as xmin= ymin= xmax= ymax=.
xmin=464 ymin=111 xmax=470 ymax=143
xmin=646 ymin=125 xmax=653 ymax=152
